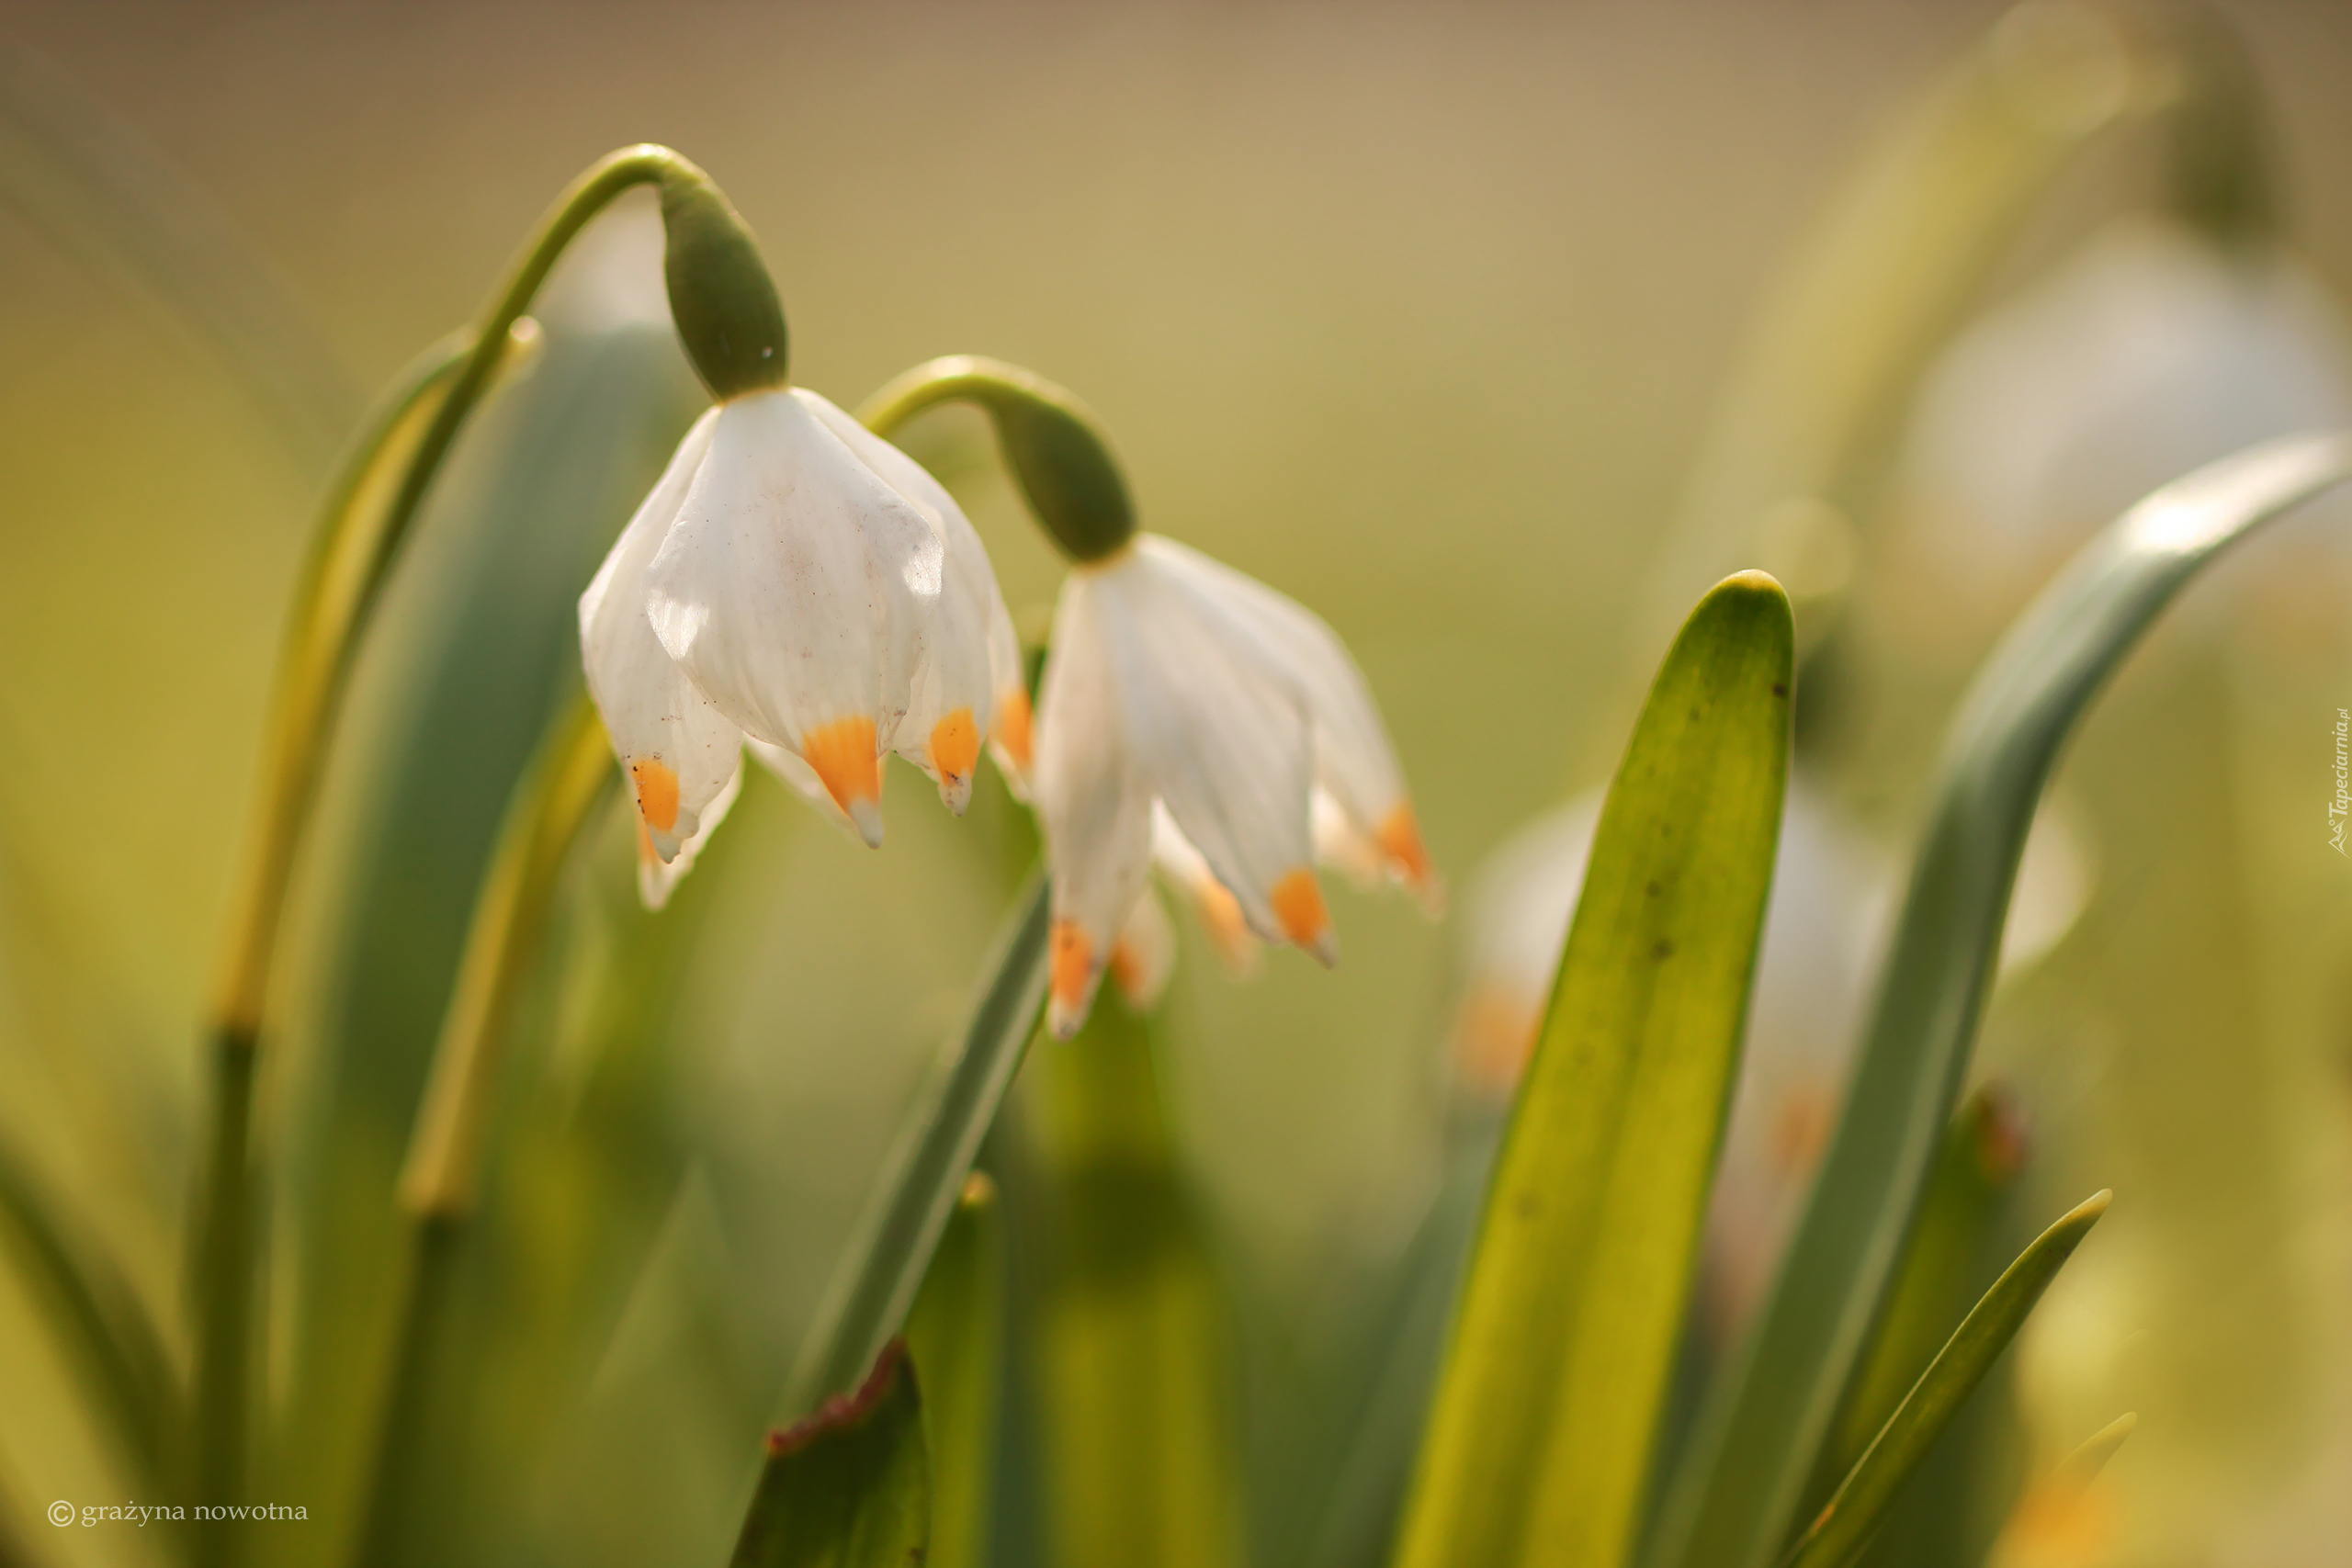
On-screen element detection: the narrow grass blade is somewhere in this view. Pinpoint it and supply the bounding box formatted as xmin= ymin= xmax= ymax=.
xmin=789 ymin=874 xmax=1051 ymax=1414
xmin=1644 ymin=433 xmax=2352 ymax=1568
xmin=731 ymin=1340 xmax=931 ymax=1568
xmin=1393 ymin=570 xmax=1793 ymax=1568
xmin=1784 ymin=1192 xmax=2110 ymax=1568
xmin=1813 ymin=1087 xmax=2025 ymax=1495
xmin=905 ymin=1173 xmax=1008 ymax=1568
xmin=1030 ymin=998 xmax=1243 ymax=1568
xmin=0 ymin=1138 xmax=179 ymax=1485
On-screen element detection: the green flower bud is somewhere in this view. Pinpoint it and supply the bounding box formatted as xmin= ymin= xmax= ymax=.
xmin=659 ymin=170 xmax=789 ymax=400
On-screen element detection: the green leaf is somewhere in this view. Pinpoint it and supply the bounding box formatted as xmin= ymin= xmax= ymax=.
xmin=1783 ymin=1191 xmax=2110 ymax=1568
xmin=1393 ymin=570 xmax=1793 ymax=1568
xmin=904 ymin=1173 xmax=1007 ymax=1568
xmin=1815 ymin=1087 xmax=2025 ymax=1494
xmin=1643 ymin=432 xmax=2352 ymax=1568
xmin=730 ymin=1340 xmax=931 ymax=1568
xmin=0 ymin=1136 xmax=179 ymax=1485
xmin=788 ymin=875 xmax=1051 ymax=1414
xmin=1029 ymin=997 xmax=1243 ymax=1568
xmin=1645 ymin=0 xmax=2255 ymax=631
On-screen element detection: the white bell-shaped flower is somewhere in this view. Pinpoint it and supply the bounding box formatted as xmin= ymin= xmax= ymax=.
xmin=580 ymin=385 xmax=1020 ymax=896
xmin=1034 ymin=534 xmax=1437 ymax=1038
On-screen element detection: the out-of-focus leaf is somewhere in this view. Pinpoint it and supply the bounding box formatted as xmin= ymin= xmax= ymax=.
xmin=269 ymin=299 xmax=701 ymax=1555
xmin=1988 ymin=1411 xmax=2136 ymax=1564
xmin=1393 ymin=571 xmax=1793 ymax=1568
xmin=1029 ymin=997 xmax=1241 ymax=1568
xmin=0 ymin=1137 xmax=178 ymax=1485
xmin=1644 ymin=433 xmax=2352 ymax=1568
xmin=1817 ymin=1086 xmax=2026 ymax=1492
xmin=1299 ymin=1139 xmax=1491 ymax=1568
xmin=1783 ymin=1192 xmax=2110 ymax=1568
xmin=730 ymin=1339 xmax=930 ymax=1568
xmin=787 ymin=874 xmax=1049 ymax=1415
xmin=1643 ymin=0 xmax=2233 ymax=637
xmin=0 ymin=41 xmax=360 ymax=468
xmin=904 ymin=1174 xmax=1006 ymax=1568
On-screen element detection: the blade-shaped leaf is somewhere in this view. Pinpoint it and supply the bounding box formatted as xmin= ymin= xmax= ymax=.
xmin=1645 ymin=433 xmax=2352 ymax=1568
xmin=1030 ymin=996 xmax=1243 ymax=1568
xmin=904 ymin=1173 xmax=1007 ymax=1568
xmin=788 ymin=875 xmax=1050 ymax=1415
xmin=0 ymin=1137 xmax=179 ymax=1485
xmin=731 ymin=1339 xmax=931 ymax=1568
xmin=1814 ymin=1087 xmax=2024 ymax=1495
xmin=1393 ymin=570 xmax=1793 ymax=1568
xmin=1784 ymin=1191 xmax=2109 ymax=1568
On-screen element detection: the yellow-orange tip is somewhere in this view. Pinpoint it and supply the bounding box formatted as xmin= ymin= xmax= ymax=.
xmin=1271 ymin=867 xmax=1337 ymax=965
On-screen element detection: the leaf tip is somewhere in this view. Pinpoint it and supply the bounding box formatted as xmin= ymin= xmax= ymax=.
xmin=768 ymin=1337 xmax=913 ymax=1458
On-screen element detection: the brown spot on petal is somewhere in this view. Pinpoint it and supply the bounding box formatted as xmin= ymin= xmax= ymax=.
xmin=799 ymin=716 xmax=882 ymax=815
xmin=1271 ymin=867 xmax=1331 ymax=949
xmin=929 ymin=707 xmax=979 ymax=786
xmin=630 ymin=758 xmax=681 ymax=834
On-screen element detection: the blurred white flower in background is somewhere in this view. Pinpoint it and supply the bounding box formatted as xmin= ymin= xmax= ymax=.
xmin=1892 ymin=215 xmax=2352 ymax=633
xmin=1446 ymin=777 xmax=1890 ymax=1334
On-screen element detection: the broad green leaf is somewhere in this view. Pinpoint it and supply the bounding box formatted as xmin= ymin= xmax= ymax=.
xmin=789 ymin=876 xmax=1050 ymax=1414
xmin=904 ymin=1173 xmax=1007 ymax=1568
xmin=1393 ymin=570 xmax=1793 ymax=1568
xmin=1030 ymin=997 xmax=1242 ymax=1568
xmin=730 ymin=1340 xmax=931 ymax=1568
xmin=0 ymin=1137 xmax=179 ymax=1485
xmin=1784 ymin=1192 xmax=2109 ymax=1568
xmin=1644 ymin=433 xmax=2352 ymax=1568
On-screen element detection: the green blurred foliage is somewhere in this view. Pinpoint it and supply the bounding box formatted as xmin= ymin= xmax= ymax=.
xmin=3 ymin=5 xmax=2352 ymax=1566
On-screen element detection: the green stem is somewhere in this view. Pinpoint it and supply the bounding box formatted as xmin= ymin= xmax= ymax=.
xmin=786 ymin=875 xmax=1052 ymax=1414
xmin=189 ymin=331 xmax=491 ymax=1557
xmin=188 ymin=143 xmax=725 ymax=1552
xmin=860 ymin=355 xmax=1135 ymax=563
xmin=353 ymin=695 xmax=616 ymax=1565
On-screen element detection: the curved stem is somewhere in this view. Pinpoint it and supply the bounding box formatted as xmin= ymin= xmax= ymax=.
xmin=860 ymin=355 xmax=1136 ymax=563
xmin=353 ymin=695 xmax=615 ymax=1566
xmin=188 ymin=330 xmax=482 ymax=1551
xmin=190 ymin=142 xmax=700 ymax=1557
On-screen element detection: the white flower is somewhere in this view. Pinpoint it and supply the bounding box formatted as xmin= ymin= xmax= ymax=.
xmin=1893 ymin=216 xmax=2352 ymax=621
xmin=1033 ymin=534 xmax=1437 ymax=1038
xmin=579 ymin=386 xmax=1022 ymax=896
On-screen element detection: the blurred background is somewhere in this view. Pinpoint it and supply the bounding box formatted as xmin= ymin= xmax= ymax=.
xmin=4 ymin=3 xmax=2352 ymax=1565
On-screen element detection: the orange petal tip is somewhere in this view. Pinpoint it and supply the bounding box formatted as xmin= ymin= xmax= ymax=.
xmin=1271 ymin=867 xmax=1337 ymax=965
xmin=1376 ymin=802 xmax=1444 ymax=914
xmin=630 ymin=757 xmax=682 ymax=837
xmin=800 ymin=716 xmax=885 ymax=846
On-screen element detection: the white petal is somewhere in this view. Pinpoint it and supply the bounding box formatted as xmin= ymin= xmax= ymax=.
xmin=1034 ymin=572 xmax=1156 ymax=1037
xmin=1139 ymin=533 xmax=1438 ymax=908
xmin=1108 ymin=884 xmax=1177 ymax=1012
xmin=578 ymin=407 xmax=742 ymax=861
xmin=1093 ymin=548 xmax=1333 ymax=964
xmin=745 ymin=738 xmax=856 ymax=838
xmin=798 ymin=391 xmax=1005 ymax=813
xmin=1151 ymin=803 xmax=1260 ymax=974
xmin=642 ymin=388 xmax=941 ymax=845
xmin=637 ymin=753 xmax=742 ymax=910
